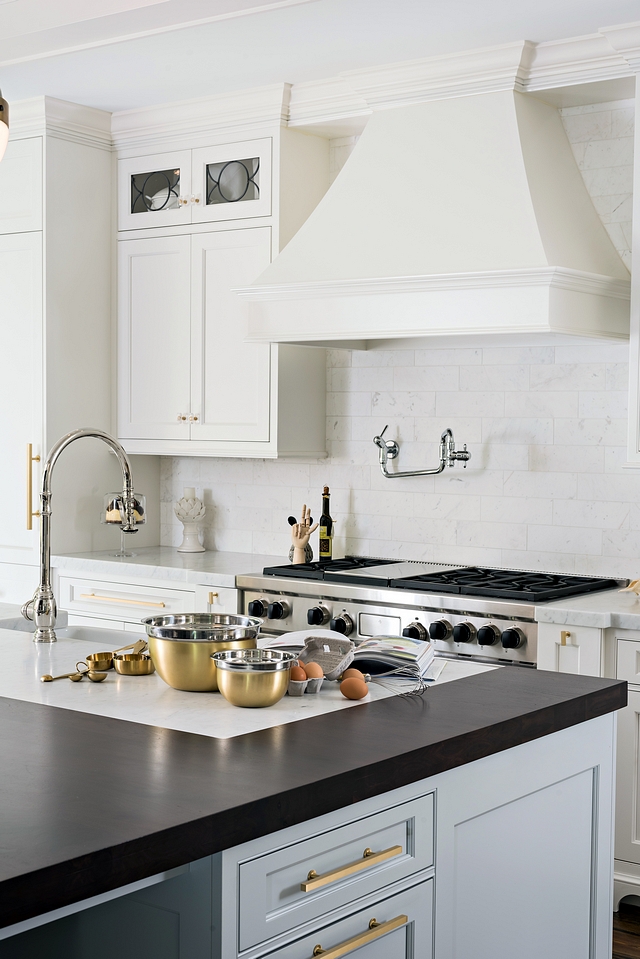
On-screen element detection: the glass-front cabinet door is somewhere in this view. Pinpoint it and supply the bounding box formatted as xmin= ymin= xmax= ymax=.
xmin=191 ymin=138 xmax=271 ymax=224
xmin=118 ymin=150 xmax=192 ymax=230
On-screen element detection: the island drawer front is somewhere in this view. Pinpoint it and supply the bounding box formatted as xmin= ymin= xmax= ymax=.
xmin=245 ymin=878 xmax=433 ymax=959
xmin=57 ymin=576 xmax=196 ymax=623
xmin=237 ymin=794 xmax=433 ymax=952
xmin=617 ymin=639 xmax=640 ymax=685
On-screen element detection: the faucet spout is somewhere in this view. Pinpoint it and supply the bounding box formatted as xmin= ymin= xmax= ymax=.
xmin=22 ymin=428 xmax=139 ymax=643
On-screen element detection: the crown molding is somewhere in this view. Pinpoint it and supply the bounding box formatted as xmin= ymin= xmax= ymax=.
xmin=525 ymin=33 xmax=632 ymax=89
xmin=239 ymin=268 xmax=631 ymax=301
xmin=111 ymin=83 xmax=291 ymax=151
xmin=9 ymin=96 xmax=112 ymax=150
xmin=600 ymin=21 xmax=640 ymax=72
xmin=288 ymin=76 xmax=369 ymax=129
xmin=342 ymin=41 xmax=535 ymax=109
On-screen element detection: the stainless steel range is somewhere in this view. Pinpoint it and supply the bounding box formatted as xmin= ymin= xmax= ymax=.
xmin=238 ymin=558 xmax=621 ymax=667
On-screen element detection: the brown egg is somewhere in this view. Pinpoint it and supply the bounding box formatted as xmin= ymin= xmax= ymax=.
xmin=303 ymin=661 xmax=324 ymax=679
xmin=290 ymin=665 xmax=307 ymax=682
xmin=341 ymin=667 xmax=365 ymax=682
xmin=340 ymin=677 xmax=369 ymax=701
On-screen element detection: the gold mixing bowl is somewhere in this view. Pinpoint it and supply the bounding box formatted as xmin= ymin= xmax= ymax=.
xmin=113 ymin=652 xmax=155 ymax=675
xmin=213 ymin=649 xmax=296 ymax=708
xmin=143 ymin=615 xmax=262 ymax=692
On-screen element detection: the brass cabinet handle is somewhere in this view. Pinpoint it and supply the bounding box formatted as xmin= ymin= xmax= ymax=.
xmin=301 ymin=844 xmax=403 ymax=892
xmin=311 ymin=914 xmax=408 ymax=958
xmin=208 ymin=592 xmax=219 ymax=605
xmin=26 ymin=443 xmax=41 ymax=530
xmin=80 ymin=593 xmax=166 ymax=608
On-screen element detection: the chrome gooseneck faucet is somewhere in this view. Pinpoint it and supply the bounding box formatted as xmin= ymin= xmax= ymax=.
xmin=22 ymin=428 xmax=139 ymax=643
xmin=373 ymin=425 xmax=471 ymax=479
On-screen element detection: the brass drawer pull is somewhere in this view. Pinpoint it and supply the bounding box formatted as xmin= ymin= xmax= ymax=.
xmin=301 ymin=844 xmax=403 ymax=892
xmin=311 ymin=914 xmax=408 ymax=958
xmin=26 ymin=443 xmax=41 ymax=530
xmin=208 ymin=592 xmax=219 ymax=605
xmin=80 ymin=593 xmax=166 ymax=608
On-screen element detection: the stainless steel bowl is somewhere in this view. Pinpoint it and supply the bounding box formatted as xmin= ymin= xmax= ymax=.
xmin=143 ymin=613 xmax=262 ymax=692
xmin=143 ymin=613 xmax=262 ymax=641
xmin=213 ymin=649 xmax=296 ymax=707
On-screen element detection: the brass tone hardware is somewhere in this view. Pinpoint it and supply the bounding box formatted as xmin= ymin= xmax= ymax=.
xmin=26 ymin=443 xmax=41 ymax=530
xmin=208 ymin=592 xmax=219 ymax=605
xmin=560 ymin=631 xmax=571 ymax=646
xmin=80 ymin=593 xmax=166 ymax=608
xmin=300 ymin=844 xmax=403 ymax=892
xmin=188 ymin=414 xmax=199 ymax=422
xmin=308 ymin=914 xmax=408 ymax=958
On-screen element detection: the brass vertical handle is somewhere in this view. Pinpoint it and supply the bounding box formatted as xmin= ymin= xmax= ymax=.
xmin=560 ymin=631 xmax=571 ymax=646
xmin=208 ymin=592 xmax=218 ymax=606
xmin=26 ymin=443 xmax=41 ymax=530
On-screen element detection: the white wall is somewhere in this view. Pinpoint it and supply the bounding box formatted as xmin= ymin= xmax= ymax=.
xmin=160 ymin=99 xmax=638 ymax=578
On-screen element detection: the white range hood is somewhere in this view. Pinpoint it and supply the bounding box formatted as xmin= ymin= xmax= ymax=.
xmin=241 ymin=89 xmax=630 ymax=347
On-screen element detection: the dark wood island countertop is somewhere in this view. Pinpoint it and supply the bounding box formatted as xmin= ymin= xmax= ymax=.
xmin=0 ymin=667 xmax=626 ymax=929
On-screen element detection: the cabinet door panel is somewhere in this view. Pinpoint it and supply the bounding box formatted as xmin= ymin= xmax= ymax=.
xmin=616 ymin=689 xmax=640 ymax=865
xmin=118 ymin=236 xmax=191 ymax=440
xmin=0 ymin=232 xmax=42 ymax=562
xmin=118 ymin=151 xmax=191 ymax=231
xmin=0 ymin=138 xmax=42 ymax=234
xmin=191 ymin=228 xmax=271 ymax=442
xmin=191 ymin=138 xmax=271 ymax=224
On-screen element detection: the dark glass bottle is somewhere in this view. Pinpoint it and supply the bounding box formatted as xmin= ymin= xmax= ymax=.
xmin=318 ymin=486 xmax=333 ymax=560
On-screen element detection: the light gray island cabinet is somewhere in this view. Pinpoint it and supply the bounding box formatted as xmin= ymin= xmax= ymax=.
xmin=0 ymin=708 xmax=618 ymax=959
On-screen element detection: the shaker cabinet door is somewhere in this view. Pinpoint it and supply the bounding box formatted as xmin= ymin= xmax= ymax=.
xmin=117 ymin=235 xmax=191 ymax=440
xmin=0 ymin=232 xmax=42 ymax=562
xmin=616 ymin=688 xmax=640 ymax=866
xmin=0 ymin=137 xmax=42 ymax=234
xmin=190 ymin=227 xmax=272 ymax=443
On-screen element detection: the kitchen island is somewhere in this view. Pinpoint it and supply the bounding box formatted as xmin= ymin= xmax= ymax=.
xmin=0 ymin=626 xmax=626 ymax=959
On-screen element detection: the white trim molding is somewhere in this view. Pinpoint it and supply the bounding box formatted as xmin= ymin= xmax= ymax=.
xmin=241 ymin=268 xmax=630 ymax=346
xmin=9 ymin=96 xmax=112 ymax=150
xmin=601 ymin=21 xmax=640 ymax=72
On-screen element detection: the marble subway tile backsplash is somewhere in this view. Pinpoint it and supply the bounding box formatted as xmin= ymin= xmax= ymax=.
xmin=160 ymin=100 xmax=638 ymax=578
xmin=161 ymin=341 xmax=640 ymax=579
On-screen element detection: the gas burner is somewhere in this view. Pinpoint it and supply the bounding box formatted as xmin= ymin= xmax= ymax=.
xmin=262 ymin=556 xmax=392 ymax=580
xmin=390 ymin=567 xmax=619 ymax=603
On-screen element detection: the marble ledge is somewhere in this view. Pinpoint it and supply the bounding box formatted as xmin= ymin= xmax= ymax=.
xmin=535 ymin=588 xmax=640 ymax=630
xmin=51 ymin=547 xmax=284 ymax=589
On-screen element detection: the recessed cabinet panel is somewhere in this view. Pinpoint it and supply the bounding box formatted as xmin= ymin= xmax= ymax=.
xmin=118 ymin=151 xmax=192 ymax=230
xmin=191 ymin=138 xmax=271 ymax=223
xmin=0 ymin=138 xmax=42 ymax=234
xmin=0 ymin=232 xmax=42 ymax=560
xmin=117 ymin=236 xmax=191 ymax=440
xmin=190 ymin=228 xmax=271 ymax=442
xmin=616 ymin=689 xmax=640 ymax=865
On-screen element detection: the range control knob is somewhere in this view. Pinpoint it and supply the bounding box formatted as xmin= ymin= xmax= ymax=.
xmin=402 ymin=622 xmax=429 ymax=641
xmin=477 ymin=624 xmax=501 ymax=647
xmin=429 ymin=620 xmax=453 ymax=641
xmin=453 ymin=622 xmax=476 ymax=644
xmin=330 ymin=613 xmax=354 ymax=636
xmin=248 ymin=599 xmax=267 ymax=617
xmin=501 ymin=627 xmax=526 ymax=649
xmin=267 ymin=601 xmax=290 ymax=620
xmin=307 ymin=605 xmax=331 ymax=626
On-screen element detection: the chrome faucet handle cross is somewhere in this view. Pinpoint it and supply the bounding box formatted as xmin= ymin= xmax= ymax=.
xmin=21 ymin=428 xmax=139 ymax=643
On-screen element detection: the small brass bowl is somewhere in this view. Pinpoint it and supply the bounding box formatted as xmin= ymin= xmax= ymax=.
xmin=86 ymin=652 xmax=114 ymax=671
xmin=113 ymin=652 xmax=155 ymax=676
xmin=213 ymin=649 xmax=296 ymax=708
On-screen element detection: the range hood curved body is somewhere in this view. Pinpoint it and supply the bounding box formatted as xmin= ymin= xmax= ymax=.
xmin=242 ymin=91 xmax=629 ymax=346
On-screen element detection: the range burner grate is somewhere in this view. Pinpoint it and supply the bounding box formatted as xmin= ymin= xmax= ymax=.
xmin=262 ymin=556 xmax=389 ymax=580
xmin=390 ymin=567 xmax=619 ymax=602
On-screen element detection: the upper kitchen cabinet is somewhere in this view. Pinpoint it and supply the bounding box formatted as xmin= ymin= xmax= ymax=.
xmin=118 ymin=138 xmax=271 ymax=231
xmin=0 ymin=99 xmax=125 ymax=566
xmin=112 ymin=87 xmax=329 ymax=458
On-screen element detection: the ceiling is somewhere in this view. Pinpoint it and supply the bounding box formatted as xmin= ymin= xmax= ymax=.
xmin=0 ymin=0 xmax=639 ymax=114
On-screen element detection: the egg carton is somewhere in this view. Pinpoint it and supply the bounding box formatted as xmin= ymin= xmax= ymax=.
xmin=288 ymin=677 xmax=324 ymax=696
xmin=299 ymin=636 xmax=355 ymax=681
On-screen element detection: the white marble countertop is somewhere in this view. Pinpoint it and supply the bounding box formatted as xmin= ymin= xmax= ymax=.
xmin=0 ymin=626 xmax=495 ymax=740
xmin=535 ymin=588 xmax=640 ymax=630
xmin=52 ymin=547 xmax=283 ymax=588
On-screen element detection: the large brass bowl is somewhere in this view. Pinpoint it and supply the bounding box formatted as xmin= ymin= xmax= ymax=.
xmin=213 ymin=649 xmax=296 ymax=707
xmin=144 ymin=614 xmax=262 ymax=692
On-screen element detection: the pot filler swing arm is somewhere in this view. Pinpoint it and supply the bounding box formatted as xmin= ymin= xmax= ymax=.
xmin=373 ymin=426 xmax=471 ymax=479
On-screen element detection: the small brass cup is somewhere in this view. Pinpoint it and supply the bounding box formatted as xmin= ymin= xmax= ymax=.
xmin=86 ymin=652 xmax=114 ymax=671
xmin=113 ymin=652 xmax=155 ymax=676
